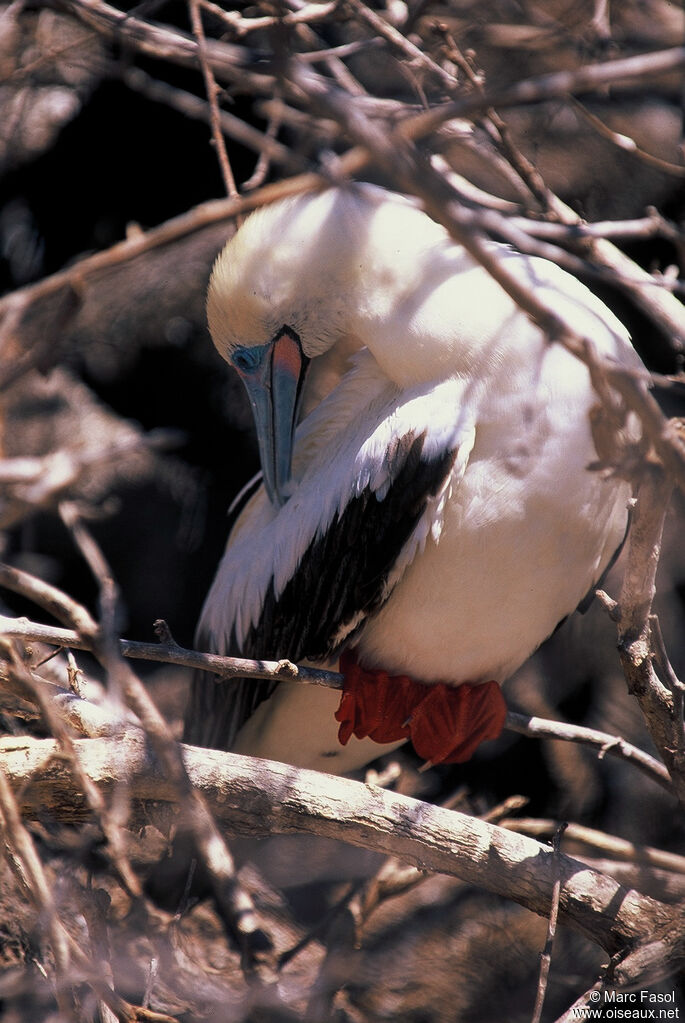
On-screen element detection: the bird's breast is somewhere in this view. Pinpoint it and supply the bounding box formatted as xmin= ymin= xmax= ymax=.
xmin=354 ymin=381 xmax=631 ymax=686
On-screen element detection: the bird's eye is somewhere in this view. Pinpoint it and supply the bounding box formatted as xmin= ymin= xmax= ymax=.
xmin=232 ymin=345 xmax=262 ymax=374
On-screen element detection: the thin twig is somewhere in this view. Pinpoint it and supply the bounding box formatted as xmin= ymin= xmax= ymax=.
xmin=0 ymin=606 xmax=674 ymax=795
xmin=572 ymin=98 xmax=685 ymax=178
xmin=242 ymin=98 xmax=285 ymax=191
xmin=344 ymin=0 xmax=455 ymax=89
xmin=501 ymin=819 xmax=685 ymax=876
xmin=0 ymin=562 xmax=98 ymax=633
xmin=199 ymin=0 xmax=340 ymax=36
xmin=188 ymin=0 xmax=241 ymax=206
xmin=506 ymin=209 xmax=683 ymax=244
xmin=431 ymin=24 xmax=558 ymax=214
xmin=505 ymin=711 xmax=672 ymax=793
xmin=0 ymin=612 xmax=343 ymax=689
xmin=531 ymin=823 xmax=567 ymax=1023
xmin=52 ymin=511 xmax=277 ymax=980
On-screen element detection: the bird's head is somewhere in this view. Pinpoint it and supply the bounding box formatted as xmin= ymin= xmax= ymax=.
xmin=206 ymin=188 xmax=371 ymax=507
xmin=205 ymin=184 xmax=519 ymax=508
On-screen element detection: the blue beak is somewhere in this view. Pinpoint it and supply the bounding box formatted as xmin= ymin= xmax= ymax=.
xmin=232 ymin=329 xmax=305 ymax=508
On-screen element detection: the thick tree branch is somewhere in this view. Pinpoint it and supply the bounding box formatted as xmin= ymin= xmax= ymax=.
xmin=0 ymin=729 xmax=683 ymax=988
xmin=608 ymin=465 xmax=685 ymax=801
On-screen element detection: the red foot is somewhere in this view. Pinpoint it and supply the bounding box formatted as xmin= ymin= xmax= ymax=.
xmin=335 ymin=650 xmax=507 ymax=765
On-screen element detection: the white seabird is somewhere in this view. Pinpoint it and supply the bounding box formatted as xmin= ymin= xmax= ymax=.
xmin=184 ymin=184 xmax=641 ymax=774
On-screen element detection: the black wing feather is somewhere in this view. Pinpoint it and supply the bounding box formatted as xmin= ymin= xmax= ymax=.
xmin=183 ymin=433 xmax=456 ymax=750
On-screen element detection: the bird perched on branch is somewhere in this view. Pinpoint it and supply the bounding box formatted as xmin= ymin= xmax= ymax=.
xmin=184 ymin=184 xmax=641 ymax=774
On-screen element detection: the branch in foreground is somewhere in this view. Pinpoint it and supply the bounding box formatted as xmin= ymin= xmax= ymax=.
xmin=0 ymin=613 xmax=339 ymax=689
xmin=505 ymin=711 xmax=673 ymax=794
xmin=57 ymin=505 xmax=278 ymax=978
xmin=0 ymin=611 xmax=673 ymax=794
xmin=0 ymin=597 xmax=674 ymax=795
xmin=1 ymin=729 xmax=683 ymax=989
xmin=603 ymin=464 xmax=685 ymax=803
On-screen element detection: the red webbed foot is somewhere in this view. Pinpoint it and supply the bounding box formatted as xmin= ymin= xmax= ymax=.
xmin=335 ymin=650 xmax=507 ymax=765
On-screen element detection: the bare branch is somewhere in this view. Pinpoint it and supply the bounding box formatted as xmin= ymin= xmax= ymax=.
xmin=198 ymin=0 xmax=341 ymax=37
xmin=605 ymin=465 xmax=685 ymax=801
xmin=0 ymin=609 xmax=673 ymax=794
xmin=0 ymin=562 xmax=98 ymax=633
xmin=0 ymin=612 xmax=343 ymax=690
xmin=2 ymin=729 xmax=684 ymax=986
xmin=505 ymin=711 xmax=673 ymax=794
xmin=531 ymin=824 xmax=567 ymax=1023
xmin=501 ymin=819 xmax=685 ymax=876
xmin=188 ymin=0 xmax=241 ymax=205
xmin=405 ymin=45 xmax=685 ymax=138
xmin=572 ymin=99 xmax=685 ymax=178
xmin=344 ymin=0 xmax=455 ymax=90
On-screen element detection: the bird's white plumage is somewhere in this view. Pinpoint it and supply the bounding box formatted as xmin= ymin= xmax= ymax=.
xmin=201 ymin=357 xmax=474 ymax=653
xmin=190 ymin=183 xmax=642 ymax=772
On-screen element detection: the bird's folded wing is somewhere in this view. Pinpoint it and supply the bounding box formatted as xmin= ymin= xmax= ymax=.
xmin=184 ymin=377 xmax=475 ymax=750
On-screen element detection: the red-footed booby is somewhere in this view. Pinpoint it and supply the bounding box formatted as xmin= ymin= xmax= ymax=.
xmin=183 ymin=184 xmax=641 ymax=773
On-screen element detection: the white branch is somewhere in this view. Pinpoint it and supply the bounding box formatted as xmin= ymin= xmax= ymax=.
xmin=2 ymin=729 xmax=683 ymax=988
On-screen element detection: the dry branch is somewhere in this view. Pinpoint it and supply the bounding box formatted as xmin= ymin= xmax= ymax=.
xmin=0 ymin=612 xmax=340 ymax=690
xmin=501 ymin=819 xmax=685 ymax=876
xmin=53 ymin=507 xmax=277 ymax=978
xmin=0 ymin=610 xmax=674 ymax=794
xmin=505 ymin=711 xmax=673 ymax=793
xmin=1 ymin=727 xmax=683 ymax=989
xmin=531 ymin=824 xmax=566 ymax=1023
xmin=188 ymin=0 xmax=240 ymax=203
xmin=602 ymin=465 xmax=685 ymax=801
xmin=405 ymin=45 xmax=685 ymax=135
